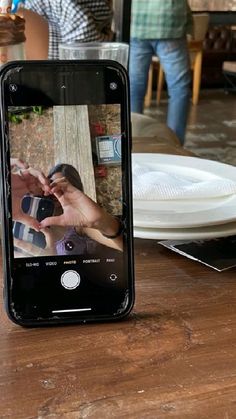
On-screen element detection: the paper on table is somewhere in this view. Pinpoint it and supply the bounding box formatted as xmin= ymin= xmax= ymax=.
xmin=132 ymin=162 xmax=236 ymax=200
xmin=159 ymin=237 xmax=236 ymax=272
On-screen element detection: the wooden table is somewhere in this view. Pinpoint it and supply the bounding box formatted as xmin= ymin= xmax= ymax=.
xmin=1 ymin=137 xmax=236 ymax=418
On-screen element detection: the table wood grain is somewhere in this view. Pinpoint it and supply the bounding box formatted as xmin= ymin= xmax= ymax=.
xmin=1 ymin=241 xmax=236 ymax=418
xmin=1 ymin=136 xmax=236 ymax=418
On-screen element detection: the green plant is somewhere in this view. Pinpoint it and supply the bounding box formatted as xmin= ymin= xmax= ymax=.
xmin=8 ymin=106 xmax=44 ymax=123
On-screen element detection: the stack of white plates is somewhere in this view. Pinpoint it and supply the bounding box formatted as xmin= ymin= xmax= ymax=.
xmin=132 ymin=153 xmax=236 ymax=240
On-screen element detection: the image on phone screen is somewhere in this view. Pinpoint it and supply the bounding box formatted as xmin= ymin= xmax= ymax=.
xmin=0 ymin=62 xmax=134 ymax=325
xmin=11 ymin=104 xmax=124 ymax=260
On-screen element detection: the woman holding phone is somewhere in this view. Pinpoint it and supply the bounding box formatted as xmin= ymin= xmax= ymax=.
xmin=11 ymin=161 xmax=123 ymax=257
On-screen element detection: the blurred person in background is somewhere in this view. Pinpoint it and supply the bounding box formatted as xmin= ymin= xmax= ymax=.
xmin=19 ymin=0 xmax=113 ymax=59
xmin=129 ymin=0 xmax=193 ymax=145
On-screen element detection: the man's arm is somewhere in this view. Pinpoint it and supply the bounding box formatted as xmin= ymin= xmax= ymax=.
xmin=186 ymin=1 xmax=193 ymax=36
xmin=18 ymin=8 xmax=49 ymax=59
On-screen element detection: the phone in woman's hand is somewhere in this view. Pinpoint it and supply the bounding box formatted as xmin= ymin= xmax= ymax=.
xmin=12 ymin=195 xmax=55 ymax=249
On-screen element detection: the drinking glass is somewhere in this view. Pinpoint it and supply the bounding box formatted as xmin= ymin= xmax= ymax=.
xmin=59 ymin=42 xmax=129 ymax=69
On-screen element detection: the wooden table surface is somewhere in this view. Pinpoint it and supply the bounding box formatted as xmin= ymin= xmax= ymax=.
xmin=1 ymin=137 xmax=236 ymax=418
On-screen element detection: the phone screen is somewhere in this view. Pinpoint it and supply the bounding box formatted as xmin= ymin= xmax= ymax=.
xmin=0 ymin=61 xmax=134 ymax=325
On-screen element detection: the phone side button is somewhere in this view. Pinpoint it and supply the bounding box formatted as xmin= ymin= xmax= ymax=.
xmin=61 ymin=270 xmax=81 ymax=290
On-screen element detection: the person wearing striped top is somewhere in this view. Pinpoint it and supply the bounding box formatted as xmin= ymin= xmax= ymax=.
xmin=20 ymin=0 xmax=113 ymax=59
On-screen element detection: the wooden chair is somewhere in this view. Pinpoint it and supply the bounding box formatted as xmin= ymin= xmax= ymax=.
xmin=144 ymin=56 xmax=159 ymax=108
xmin=144 ymin=13 xmax=209 ymax=107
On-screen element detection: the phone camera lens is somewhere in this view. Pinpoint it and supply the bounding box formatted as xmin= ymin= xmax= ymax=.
xmin=65 ymin=240 xmax=74 ymax=251
xmin=9 ymin=84 xmax=18 ymax=92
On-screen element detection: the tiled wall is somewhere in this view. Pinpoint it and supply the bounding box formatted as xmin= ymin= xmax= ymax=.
xmin=189 ymin=0 xmax=236 ymax=11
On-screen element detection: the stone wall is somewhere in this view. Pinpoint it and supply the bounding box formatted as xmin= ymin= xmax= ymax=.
xmin=189 ymin=0 xmax=236 ymax=11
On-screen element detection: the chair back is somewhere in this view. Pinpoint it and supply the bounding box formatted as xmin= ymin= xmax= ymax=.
xmin=192 ymin=13 xmax=210 ymax=41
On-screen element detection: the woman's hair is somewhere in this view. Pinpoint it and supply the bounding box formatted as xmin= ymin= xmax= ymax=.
xmin=48 ymin=163 xmax=84 ymax=192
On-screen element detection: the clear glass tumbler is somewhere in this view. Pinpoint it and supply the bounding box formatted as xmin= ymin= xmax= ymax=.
xmin=59 ymin=42 xmax=129 ymax=69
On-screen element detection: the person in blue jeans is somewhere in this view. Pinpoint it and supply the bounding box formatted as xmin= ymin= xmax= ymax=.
xmin=129 ymin=0 xmax=193 ymax=145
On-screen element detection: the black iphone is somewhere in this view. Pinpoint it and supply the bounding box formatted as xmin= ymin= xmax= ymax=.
xmin=0 ymin=60 xmax=134 ymax=326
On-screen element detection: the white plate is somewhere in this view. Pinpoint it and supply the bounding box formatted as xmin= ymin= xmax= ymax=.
xmin=134 ymin=222 xmax=236 ymax=240
xmin=133 ymin=153 xmax=236 ymax=228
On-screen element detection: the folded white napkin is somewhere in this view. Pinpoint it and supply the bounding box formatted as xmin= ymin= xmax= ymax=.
xmin=132 ymin=162 xmax=236 ymax=200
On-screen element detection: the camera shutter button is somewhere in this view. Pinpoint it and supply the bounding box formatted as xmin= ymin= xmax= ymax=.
xmin=61 ymin=270 xmax=80 ymax=290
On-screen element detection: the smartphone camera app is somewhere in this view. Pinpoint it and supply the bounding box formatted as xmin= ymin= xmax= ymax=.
xmin=0 ymin=62 xmax=134 ymax=326
xmin=4 ymin=97 xmax=133 ymax=326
